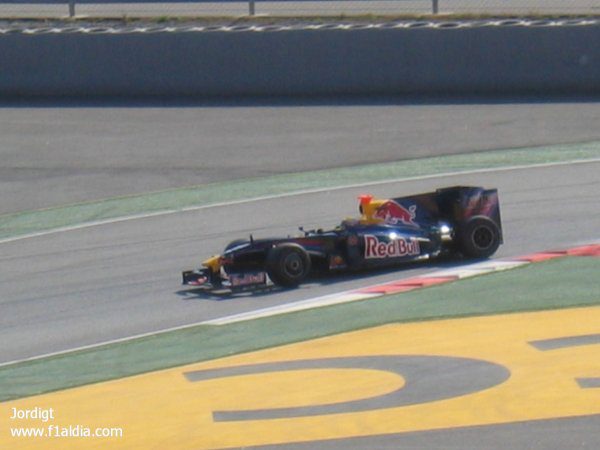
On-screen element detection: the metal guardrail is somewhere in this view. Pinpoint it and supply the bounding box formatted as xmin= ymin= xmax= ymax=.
xmin=0 ymin=0 xmax=432 ymax=17
xmin=0 ymin=0 xmax=598 ymax=18
xmin=1 ymin=0 xmax=444 ymax=17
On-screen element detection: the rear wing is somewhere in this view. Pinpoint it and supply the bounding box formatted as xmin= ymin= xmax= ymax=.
xmin=389 ymin=186 xmax=503 ymax=242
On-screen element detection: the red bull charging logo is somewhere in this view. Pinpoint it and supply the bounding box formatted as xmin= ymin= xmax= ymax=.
xmin=374 ymin=201 xmax=418 ymax=227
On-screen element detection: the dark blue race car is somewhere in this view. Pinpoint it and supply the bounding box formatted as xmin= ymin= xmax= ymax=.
xmin=182 ymin=186 xmax=503 ymax=292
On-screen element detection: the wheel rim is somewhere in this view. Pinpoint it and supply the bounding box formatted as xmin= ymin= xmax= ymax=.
xmin=283 ymin=253 xmax=304 ymax=278
xmin=472 ymin=225 xmax=494 ymax=250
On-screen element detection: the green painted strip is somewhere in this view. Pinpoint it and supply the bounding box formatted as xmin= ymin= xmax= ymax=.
xmin=1 ymin=142 xmax=599 ymax=241
xmin=1 ymin=255 xmax=598 ymax=402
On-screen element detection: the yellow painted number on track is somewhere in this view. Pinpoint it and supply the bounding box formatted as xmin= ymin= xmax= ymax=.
xmin=1 ymin=307 xmax=599 ymax=449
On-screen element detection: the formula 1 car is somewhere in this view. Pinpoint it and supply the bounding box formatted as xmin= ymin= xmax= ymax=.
xmin=182 ymin=186 xmax=503 ymax=292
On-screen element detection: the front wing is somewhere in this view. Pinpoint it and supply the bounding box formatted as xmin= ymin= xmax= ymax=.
xmin=182 ymin=268 xmax=211 ymax=286
xmin=182 ymin=268 xmax=271 ymax=292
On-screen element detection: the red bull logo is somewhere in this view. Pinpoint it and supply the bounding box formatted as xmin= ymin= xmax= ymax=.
xmin=364 ymin=235 xmax=421 ymax=259
xmin=374 ymin=201 xmax=418 ymax=227
xmin=229 ymin=272 xmax=266 ymax=287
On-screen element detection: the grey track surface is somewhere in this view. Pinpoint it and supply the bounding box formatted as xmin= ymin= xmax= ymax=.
xmin=248 ymin=414 xmax=600 ymax=450
xmin=1 ymin=101 xmax=600 ymax=449
xmin=1 ymin=161 xmax=599 ymax=363
xmin=2 ymin=100 xmax=600 ymax=214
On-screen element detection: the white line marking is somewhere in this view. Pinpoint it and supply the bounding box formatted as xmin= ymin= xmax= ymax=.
xmin=1 ymin=157 xmax=599 ymax=245
xmin=0 ymin=242 xmax=593 ymax=368
xmin=202 ymin=292 xmax=381 ymax=325
xmin=457 ymin=260 xmax=530 ymax=271
xmin=0 ymin=319 xmax=217 ymax=369
xmin=202 ymin=259 xmax=531 ymax=326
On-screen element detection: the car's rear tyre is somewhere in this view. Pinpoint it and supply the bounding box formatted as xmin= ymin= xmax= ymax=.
xmin=266 ymin=243 xmax=311 ymax=287
xmin=458 ymin=216 xmax=501 ymax=259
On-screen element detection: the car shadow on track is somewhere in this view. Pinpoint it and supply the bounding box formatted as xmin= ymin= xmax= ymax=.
xmin=175 ymin=285 xmax=284 ymax=301
xmin=174 ymin=256 xmax=482 ymax=302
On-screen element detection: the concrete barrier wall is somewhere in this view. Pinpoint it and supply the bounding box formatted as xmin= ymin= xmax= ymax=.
xmin=0 ymin=22 xmax=598 ymax=98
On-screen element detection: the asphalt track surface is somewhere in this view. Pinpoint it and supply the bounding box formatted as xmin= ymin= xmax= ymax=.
xmin=1 ymin=100 xmax=600 ymax=449
xmin=2 ymin=100 xmax=600 ymax=215
xmin=0 ymin=159 xmax=599 ymax=364
xmin=249 ymin=414 xmax=600 ymax=450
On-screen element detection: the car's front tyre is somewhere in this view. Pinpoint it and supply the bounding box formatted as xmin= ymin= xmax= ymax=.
xmin=266 ymin=243 xmax=311 ymax=287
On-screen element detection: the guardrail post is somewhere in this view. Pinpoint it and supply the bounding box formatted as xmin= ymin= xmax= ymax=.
xmin=249 ymin=0 xmax=255 ymax=15
xmin=68 ymin=0 xmax=76 ymax=17
xmin=432 ymin=0 xmax=438 ymax=14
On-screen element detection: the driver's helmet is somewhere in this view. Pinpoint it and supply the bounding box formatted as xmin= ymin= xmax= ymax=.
xmin=358 ymin=195 xmax=387 ymax=224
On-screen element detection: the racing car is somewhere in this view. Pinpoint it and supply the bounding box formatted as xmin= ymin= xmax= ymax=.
xmin=182 ymin=186 xmax=503 ymax=292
